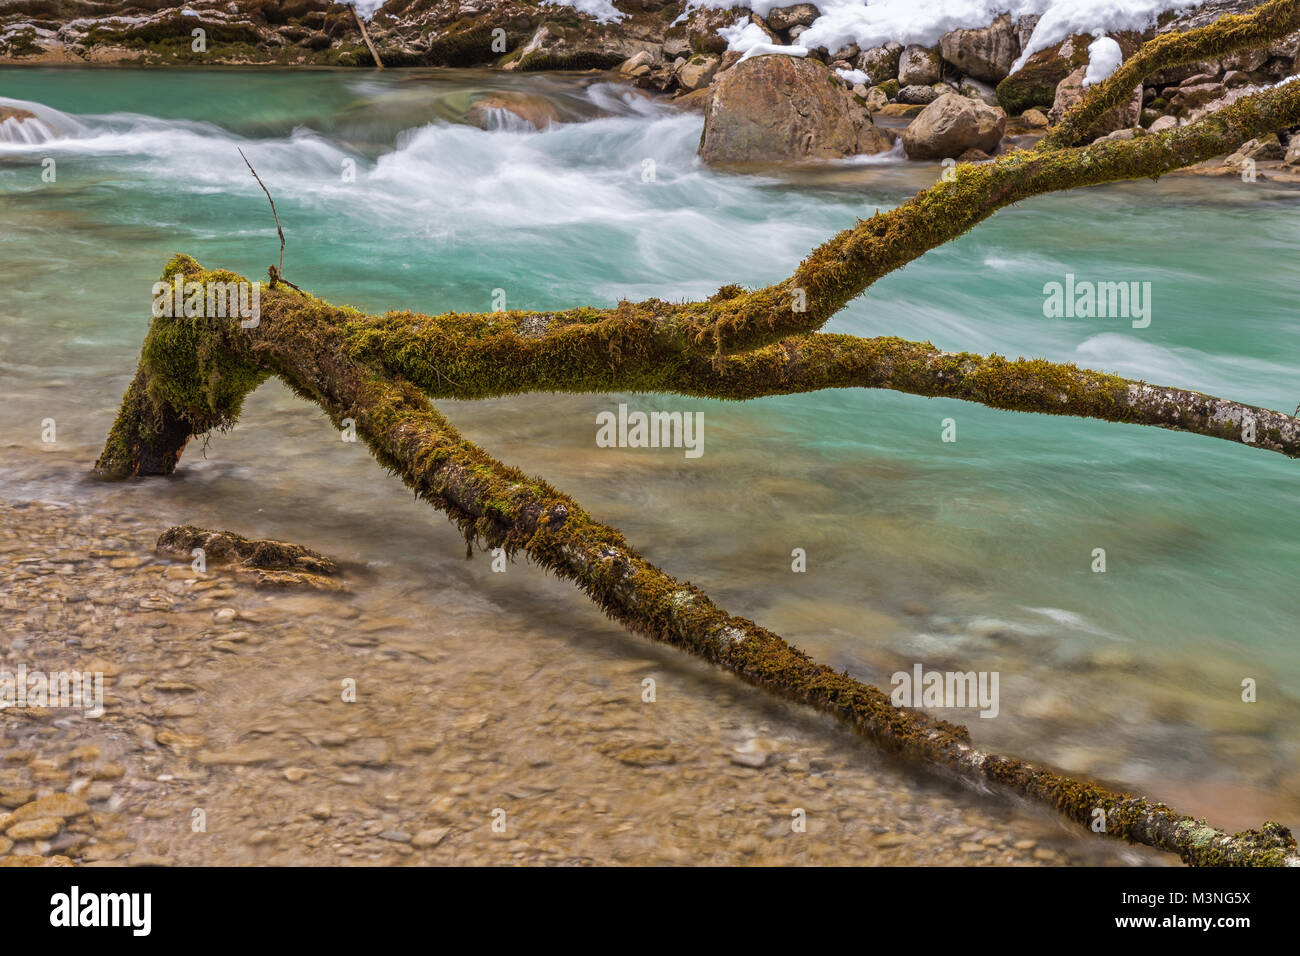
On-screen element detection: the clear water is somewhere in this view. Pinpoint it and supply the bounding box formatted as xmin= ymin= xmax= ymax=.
xmin=3 ymin=66 xmax=1299 ymax=840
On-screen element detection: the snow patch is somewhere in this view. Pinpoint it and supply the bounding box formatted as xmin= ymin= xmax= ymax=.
xmin=1083 ymin=34 xmax=1123 ymax=85
xmin=686 ymin=1 xmax=1209 ymax=77
xmin=540 ymin=0 xmax=627 ymax=24
xmin=349 ymin=0 xmax=388 ymax=18
xmin=722 ymin=18 xmax=810 ymax=59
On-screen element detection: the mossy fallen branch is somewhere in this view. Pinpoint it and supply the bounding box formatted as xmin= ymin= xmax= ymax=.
xmin=92 ymin=8 xmax=1300 ymax=866
xmin=96 ymin=256 xmax=1299 ymax=866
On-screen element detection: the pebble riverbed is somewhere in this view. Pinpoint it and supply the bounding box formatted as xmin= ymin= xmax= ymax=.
xmin=0 ymin=497 xmax=1170 ymax=866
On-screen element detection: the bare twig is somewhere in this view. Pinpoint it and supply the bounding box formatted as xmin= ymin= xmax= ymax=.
xmin=238 ymin=147 xmax=285 ymax=278
xmin=351 ymin=4 xmax=384 ymax=69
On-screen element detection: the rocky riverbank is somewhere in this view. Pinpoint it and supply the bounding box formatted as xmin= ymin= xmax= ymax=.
xmin=3 ymin=1 xmax=1299 ymax=178
xmin=1 ymin=496 xmax=1162 ymax=865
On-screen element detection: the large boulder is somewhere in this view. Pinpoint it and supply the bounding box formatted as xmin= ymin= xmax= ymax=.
xmin=1048 ymin=66 xmax=1142 ymax=136
xmin=939 ymin=13 xmax=1018 ymax=83
xmin=898 ymin=44 xmax=942 ymax=85
xmin=996 ymin=34 xmax=1091 ymax=116
xmin=699 ymin=54 xmax=895 ymax=164
xmin=902 ymin=92 xmax=1006 ymax=160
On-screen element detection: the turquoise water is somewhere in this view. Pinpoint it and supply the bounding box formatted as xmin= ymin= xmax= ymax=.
xmin=3 ymin=67 xmax=1299 ymax=833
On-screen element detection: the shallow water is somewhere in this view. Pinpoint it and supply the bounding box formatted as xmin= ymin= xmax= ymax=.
xmin=2 ymin=66 xmax=1298 ymax=863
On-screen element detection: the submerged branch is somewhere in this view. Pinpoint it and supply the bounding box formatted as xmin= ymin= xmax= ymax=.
xmin=94 ymin=257 xmax=1300 ymax=866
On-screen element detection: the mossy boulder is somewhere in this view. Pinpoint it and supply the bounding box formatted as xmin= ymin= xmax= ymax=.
xmin=996 ymin=34 xmax=1091 ymax=116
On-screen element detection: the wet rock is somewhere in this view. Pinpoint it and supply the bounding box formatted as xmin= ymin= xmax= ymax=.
xmin=337 ymin=737 xmax=392 ymax=768
xmin=605 ymin=742 xmax=677 ymax=767
xmin=466 ymin=92 xmax=561 ymax=131
xmin=0 ymin=105 xmax=37 ymax=124
xmin=902 ymin=92 xmax=1006 ymax=160
xmin=0 ymin=789 xmax=35 ymax=809
xmin=699 ymin=54 xmax=894 ymax=164
xmin=7 ymin=818 xmax=63 ymax=840
xmin=158 ymin=526 xmax=338 ymax=575
xmin=0 ymin=853 xmax=74 ymax=867
xmin=412 ymin=826 xmax=450 ymax=848
xmin=7 ymin=793 xmax=90 ymax=824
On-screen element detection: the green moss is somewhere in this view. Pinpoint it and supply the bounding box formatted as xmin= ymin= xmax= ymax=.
xmin=517 ymin=49 xmax=625 ymax=72
xmin=1042 ymin=0 xmax=1300 ymax=148
xmin=3 ymin=28 xmax=43 ymax=57
xmin=996 ymin=42 xmax=1085 ymax=116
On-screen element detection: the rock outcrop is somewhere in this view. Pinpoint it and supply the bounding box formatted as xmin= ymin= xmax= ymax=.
xmin=0 ymin=0 xmax=375 ymax=66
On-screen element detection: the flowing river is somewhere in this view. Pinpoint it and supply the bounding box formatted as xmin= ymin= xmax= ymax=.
xmin=1 ymin=66 xmax=1297 ymax=865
